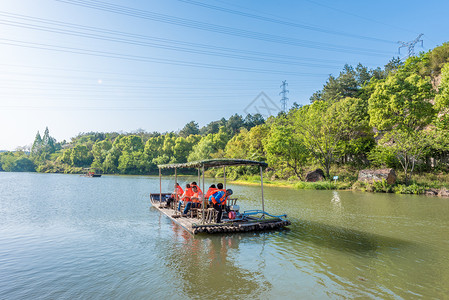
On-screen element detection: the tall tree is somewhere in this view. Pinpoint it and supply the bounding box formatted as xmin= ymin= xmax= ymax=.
xmin=368 ymin=65 xmax=435 ymax=183
xmin=265 ymin=122 xmax=308 ymax=179
xmin=179 ymin=121 xmax=200 ymax=137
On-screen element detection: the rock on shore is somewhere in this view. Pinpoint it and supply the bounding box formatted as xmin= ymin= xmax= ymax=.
xmin=358 ymin=168 xmax=396 ymax=185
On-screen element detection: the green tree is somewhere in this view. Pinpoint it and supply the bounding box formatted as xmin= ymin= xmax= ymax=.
xmin=70 ymin=145 xmax=92 ymax=167
xmin=31 ymin=131 xmax=43 ymax=157
xmin=179 ymin=121 xmax=199 ymax=137
xmin=188 ymin=127 xmax=230 ymax=161
xmin=368 ymin=64 xmax=435 ymax=183
xmin=41 ymin=127 xmax=56 ymax=154
xmin=265 ymin=123 xmax=308 ymax=179
xmin=226 ymin=114 xmax=245 ymax=135
xmin=91 ymin=139 xmax=112 ymax=172
xmin=331 ymin=97 xmax=375 ymax=165
xmin=294 ymin=101 xmax=347 ymax=179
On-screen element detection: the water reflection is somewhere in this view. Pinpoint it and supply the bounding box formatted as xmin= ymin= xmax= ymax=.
xmin=157 ymin=224 xmax=272 ymax=299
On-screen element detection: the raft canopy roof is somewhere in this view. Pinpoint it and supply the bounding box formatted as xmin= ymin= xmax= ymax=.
xmin=158 ymin=159 xmax=268 ymax=169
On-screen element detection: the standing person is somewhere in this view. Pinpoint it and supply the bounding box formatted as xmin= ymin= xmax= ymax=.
xmin=178 ymin=184 xmax=193 ymax=213
xmin=209 ymin=183 xmax=227 ymax=223
xmin=183 ymin=185 xmax=203 ymax=215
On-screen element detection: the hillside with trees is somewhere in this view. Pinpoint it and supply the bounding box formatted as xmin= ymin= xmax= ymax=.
xmin=2 ymin=43 xmax=449 ymax=194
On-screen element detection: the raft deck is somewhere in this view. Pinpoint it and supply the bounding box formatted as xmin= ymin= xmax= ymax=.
xmin=151 ymin=200 xmax=291 ymax=235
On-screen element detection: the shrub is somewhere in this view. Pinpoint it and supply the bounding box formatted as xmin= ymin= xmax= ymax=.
xmin=372 ymin=179 xmax=393 ymax=193
xmin=393 ymin=184 xmax=425 ymax=195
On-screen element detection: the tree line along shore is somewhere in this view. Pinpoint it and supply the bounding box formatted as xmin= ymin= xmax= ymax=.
xmin=2 ymin=43 xmax=449 ymax=195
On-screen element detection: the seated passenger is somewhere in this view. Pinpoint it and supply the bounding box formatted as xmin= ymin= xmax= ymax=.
xmin=183 ymin=185 xmax=203 ymax=215
xmin=209 ymin=183 xmax=230 ymax=223
xmin=191 ymin=181 xmax=202 ymax=194
xmin=205 ymin=184 xmax=217 ymax=208
xmin=205 ymin=184 xmax=217 ymax=198
xmin=167 ymin=183 xmax=183 ymax=207
xmin=177 ymin=183 xmax=193 ymax=213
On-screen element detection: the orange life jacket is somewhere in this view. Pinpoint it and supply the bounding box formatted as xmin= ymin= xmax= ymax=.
xmin=175 ymin=185 xmax=184 ymax=196
xmin=191 ymin=184 xmax=202 ymax=194
xmin=205 ymin=188 xmax=218 ymax=199
xmin=192 ymin=191 xmax=203 ymax=203
xmin=182 ymin=188 xmax=194 ymax=202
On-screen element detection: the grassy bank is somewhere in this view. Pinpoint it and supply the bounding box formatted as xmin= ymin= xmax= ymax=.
xmin=230 ymin=171 xmax=449 ymax=196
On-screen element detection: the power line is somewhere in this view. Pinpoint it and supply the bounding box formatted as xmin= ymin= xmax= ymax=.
xmin=303 ymin=0 xmax=419 ymax=35
xmin=55 ymin=0 xmax=392 ymax=57
xmin=0 ymin=38 xmax=329 ymax=77
xmin=177 ymin=0 xmax=396 ymax=44
xmin=0 ymin=12 xmax=352 ymax=69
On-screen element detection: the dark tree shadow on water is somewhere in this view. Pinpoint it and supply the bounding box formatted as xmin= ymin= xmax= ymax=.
xmin=285 ymin=219 xmax=415 ymax=255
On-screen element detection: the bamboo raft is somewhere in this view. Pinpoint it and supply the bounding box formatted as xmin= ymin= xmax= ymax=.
xmin=150 ymin=159 xmax=291 ymax=235
xmin=150 ymin=195 xmax=291 ymax=235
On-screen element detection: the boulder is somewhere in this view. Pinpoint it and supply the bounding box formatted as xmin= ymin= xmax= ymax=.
xmin=438 ymin=188 xmax=449 ymax=197
xmin=305 ymin=169 xmax=325 ymax=182
xmin=425 ymin=188 xmax=439 ymax=196
xmin=358 ymin=168 xmax=396 ymax=185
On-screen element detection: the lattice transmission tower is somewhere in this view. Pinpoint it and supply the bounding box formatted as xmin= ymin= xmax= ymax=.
xmin=279 ymin=80 xmax=289 ymax=112
xmin=398 ymin=33 xmax=424 ymax=59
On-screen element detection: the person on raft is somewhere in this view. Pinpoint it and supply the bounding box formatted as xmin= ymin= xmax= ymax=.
xmin=177 ymin=183 xmax=193 ymax=213
xmin=208 ymin=183 xmax=232 ymax=223
xmin=183 ymin=185 xmax=203 ymax=216
xmin=166 ymin=183 xmax=183 ymax=208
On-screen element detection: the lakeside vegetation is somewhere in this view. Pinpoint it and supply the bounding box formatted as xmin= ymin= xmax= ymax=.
xmin=2 ymin=43 xmax=449 ymax=195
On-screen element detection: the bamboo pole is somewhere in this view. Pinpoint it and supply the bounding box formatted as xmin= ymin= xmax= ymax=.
xmin=175 ymin=167 xmax=178 ymax=215
xmin=202 ymin=164 xmax=205 ymax=224
xmin=223 ymin=166 xmax=226 ymax=190
xmin=260 ymin=165 xmax=265 ymax=218
xmin=198 ymin=168 xmax=200 ymax=188
xmin=159 ymin=167 xmax=162 ymax=205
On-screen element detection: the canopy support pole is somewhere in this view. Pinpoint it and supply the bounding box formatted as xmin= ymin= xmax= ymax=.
xmin=175 ymin=167 xmax=179 ymax=215
xmin=159 ymin=167 xmax=162 ymax=206
xmin=260 ymin=165 xmax=265 ymax=218
xmin=175 ymin=167 xmax=178 ymax=206
xmin=223 ymin=166 xmax=226 ymax=190
xmin=198 ymin=168 xmax=200 ymax=187
xmin=202 ymin=164 xmax=205 ymax=224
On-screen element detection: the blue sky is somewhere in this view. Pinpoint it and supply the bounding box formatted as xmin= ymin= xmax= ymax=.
xmin=1 ymin=0 xmax=448 ymax=150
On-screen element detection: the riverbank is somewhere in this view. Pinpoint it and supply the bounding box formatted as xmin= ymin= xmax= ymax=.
xmin=231 ymin=172 xmax=449 ymax=197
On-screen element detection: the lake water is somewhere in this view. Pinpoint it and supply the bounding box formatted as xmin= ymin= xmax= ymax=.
xmin=1 ymin=172 xmax=448 ymax=299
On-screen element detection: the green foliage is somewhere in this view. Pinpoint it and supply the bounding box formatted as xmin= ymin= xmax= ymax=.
xmin=179 ymin=121 xmax=199 ymax=137
xmin=372 ymin=179 xmax=393 ymax=193
xmin=367 ymin=145 xmax=399 ymax=168
xmin=188 ymin=127 xmax=230 ymax=161
xmin=393 ymin=183 xmax=425 ymax=195
xmin=264 ymin=121 xmax=307 ymax=179
xmin=70 ymin=145 xmax=92 ymax=167
xmin=368 ymin=60 xmax=436 ymax=184
xmin=368 ymin=69 xmax=435 ymax=131
xmin=294 ymin=181 xmax=341 ymax=190
xmin=0 ymin=152 xmax=35 ymax=172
